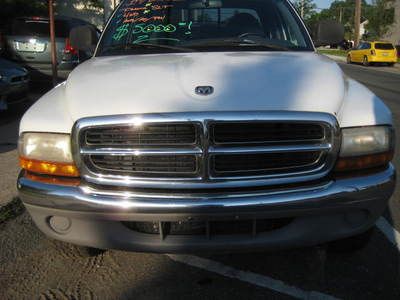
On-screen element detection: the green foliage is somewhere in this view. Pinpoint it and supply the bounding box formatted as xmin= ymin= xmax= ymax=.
xmin=293 ymin=0 xmax=317 ymax=21
xmin=0 ymin=0 xmax=48 ymax=27
xmin=0 ymin=0 xmax=105 ymax=30
xmin=307 ymin=0 xmax=368 ymax=40
xmin=79 ymin=0 xmax=105 ymax=9
xmin=364 ymin=0 xmax=395 ymax=40
xmin=90 ymin=0 xmax=105 ymax=8
xmin=308 ymin=0 xmax=395 ymax=41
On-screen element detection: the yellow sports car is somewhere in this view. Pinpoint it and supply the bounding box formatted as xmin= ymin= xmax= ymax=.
xmin=347 ymin=41 xmax=397 ymax=66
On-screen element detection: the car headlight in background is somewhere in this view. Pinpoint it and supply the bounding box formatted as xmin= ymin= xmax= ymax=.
xmin=18 ymin=133 xmax=79 ymax=177
xmin=335 ymin=126 xmax=394 ymax=172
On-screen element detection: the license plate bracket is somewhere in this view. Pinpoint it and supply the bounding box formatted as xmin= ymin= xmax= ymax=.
xmin=15 ymin=41 xmax=45 ymax=53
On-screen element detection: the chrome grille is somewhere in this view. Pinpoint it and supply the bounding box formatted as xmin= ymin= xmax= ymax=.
xmin=74 ymin=112 xmax=340 ymax=189
xmin=211 ymin=122 xmax=325 ymax=145
xmin=84 ymin=123 xmax=197 ymax=147
xmin=211 ymin=152 xmax=323 ymax=177
xmin=89 ymin=154 xmax=198 ymax=177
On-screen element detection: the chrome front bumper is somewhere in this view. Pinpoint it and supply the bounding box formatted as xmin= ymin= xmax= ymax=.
xmin=18 ymin=165 xmax=396 ymax=253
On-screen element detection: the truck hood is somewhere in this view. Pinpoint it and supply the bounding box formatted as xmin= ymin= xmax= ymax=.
xmin=65 ymin=51 xmax=345 ymax=121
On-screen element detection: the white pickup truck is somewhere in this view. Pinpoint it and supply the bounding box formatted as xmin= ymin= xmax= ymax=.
xmin=18 ymin=0 xmax=395 ymax=255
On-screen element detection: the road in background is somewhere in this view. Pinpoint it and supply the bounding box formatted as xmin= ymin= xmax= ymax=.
xmin=0 ymin=64 xmax=400 ymax=299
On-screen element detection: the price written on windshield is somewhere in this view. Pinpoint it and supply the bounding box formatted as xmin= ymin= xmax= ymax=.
xmin=112 ymin=21 xmax=193 ymax=41
xmin=121 ymin=0 xmax=184 ymax=24
xmin=112 ymin=0 xmax=192 ymax=43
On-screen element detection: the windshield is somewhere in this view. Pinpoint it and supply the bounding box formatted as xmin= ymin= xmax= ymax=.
xmin=97 ymin=0 xmax=313 ymax=56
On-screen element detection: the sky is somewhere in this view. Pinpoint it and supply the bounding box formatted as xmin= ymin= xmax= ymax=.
xmin=313 ymin=0 xmax=373 ymax=10
xmin=314 ymin=0 xmax=333 ymax=10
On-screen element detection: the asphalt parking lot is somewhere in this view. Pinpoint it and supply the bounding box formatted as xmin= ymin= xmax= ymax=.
xmin=1 ymin=62 xmax=400 ymax=299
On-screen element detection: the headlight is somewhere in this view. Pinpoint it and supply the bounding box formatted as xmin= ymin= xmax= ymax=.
xmin=18 ymin=133 xmax=79 ymax=177
xmin=335 ymin=126 xmax=394 ymax=172
xmin=340 ymin=126 xmax=392 ymax=156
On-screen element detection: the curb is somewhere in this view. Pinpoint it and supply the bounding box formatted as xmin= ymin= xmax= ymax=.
xmin=324 ymin=54 xmax=347 ymax=62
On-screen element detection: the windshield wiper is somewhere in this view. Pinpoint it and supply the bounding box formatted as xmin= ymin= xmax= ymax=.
xmin=131 ymin=42 xmax=195 ymax=52
xmin=99 ymin=43 xmax=194 ymax=55
xmin=225 ymin=39 xmax=290 ymax=51
xmin=184 ymin=38 xmax=291 ymax=51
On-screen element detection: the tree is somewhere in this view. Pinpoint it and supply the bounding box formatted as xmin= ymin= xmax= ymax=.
xmin=308 ymin=0 xmax=395 ymax=41
xmin=0 ymin=0 xmax=48 ymax=28
xmin=364 ymin=0 xmax=395 ymax=40
xmin=0 ymin=0 xmax=105 ymax=31
xmin=293 ymin=0 xmax=317 ymax=21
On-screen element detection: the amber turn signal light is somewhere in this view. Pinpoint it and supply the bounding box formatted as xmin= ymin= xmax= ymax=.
xmin=25 ymin=171 xmax=81 ymax=186
xmin=334 ymin=152 xmax=393 ymax=172
xmin=19 ymin=157 xmax=80 ymax=177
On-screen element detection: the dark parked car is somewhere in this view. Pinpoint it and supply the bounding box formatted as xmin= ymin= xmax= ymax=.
xmin=0 ymin=30 xmax=4 ymax=53
xmin=0 ymin=58 xmax=30 ymax=111
xmin=4 ymin=16 xmax=99 ymax=81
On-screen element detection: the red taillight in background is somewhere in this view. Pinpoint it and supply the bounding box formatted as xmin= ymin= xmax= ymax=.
xmin=64 ymin=38 xmax=78 ymax=55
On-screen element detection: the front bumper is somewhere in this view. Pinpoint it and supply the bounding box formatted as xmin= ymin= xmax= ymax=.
xmin=18 ymin=165 xmax=396 ymax=253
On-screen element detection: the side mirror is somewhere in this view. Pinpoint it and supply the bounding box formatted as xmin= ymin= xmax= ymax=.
xmin=70 ymin=25 xmax=98 ymax=54
xmin=311 ymin=20 xmax=344 ymax=47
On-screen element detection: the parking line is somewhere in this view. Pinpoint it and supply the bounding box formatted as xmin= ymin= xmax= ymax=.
xmin=168 ymin=254 xmax=340 ymax=300
xmin=168 ymin=217 xmax=399 ymax=299
xmin=376 ymin=217 xmax=400 ymax=252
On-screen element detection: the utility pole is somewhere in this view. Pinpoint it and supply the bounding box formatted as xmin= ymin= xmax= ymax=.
xmin=49 ymin=0 xmax=58 ymax=86
xmin=354 ymin=0 xmax=361 ymax=47
xmin=339 ymin=7 xmax=343 ymax=23
xmin=300 ymin=0 xmax=304 ymax=18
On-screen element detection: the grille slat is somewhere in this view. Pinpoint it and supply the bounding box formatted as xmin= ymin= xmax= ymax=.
xmin=89 ymin=155 xmax=198 ymax=176
xmin=85 ymin=123 xmax=197 ymax=146
xmin=92 ymin=160 xmax=196 ymax=166
xmin=212 ymin=152 xmax=322 ymax=177
xmin=212 ymin=122 xmax=325 ymax=145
